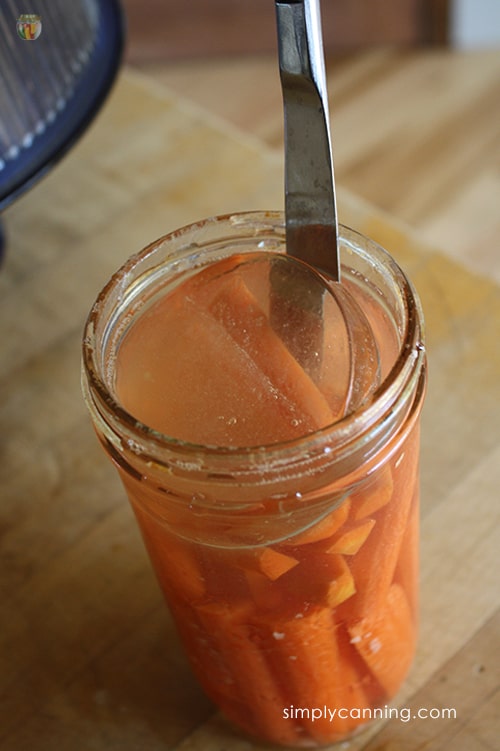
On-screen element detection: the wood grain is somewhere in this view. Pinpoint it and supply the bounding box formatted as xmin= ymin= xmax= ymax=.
xmin=0 ymin=68 xmax=499 ymax=750
xmin=138 ymin=47 xmax=500 ymax=283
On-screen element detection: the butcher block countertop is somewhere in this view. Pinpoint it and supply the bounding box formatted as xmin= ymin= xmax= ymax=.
xmin=1 ymin=59 xmax=499 ymax=751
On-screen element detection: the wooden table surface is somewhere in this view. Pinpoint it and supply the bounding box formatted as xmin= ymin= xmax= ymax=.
xmin=142 ymin=46 xmax=500 ymax=284
xmin=1 ymin=66 xmax=499 ymax=751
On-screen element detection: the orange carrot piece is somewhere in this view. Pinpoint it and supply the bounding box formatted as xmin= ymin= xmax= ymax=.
xmin=240 ymin=546 xmax=299 ymax=581
xmin=170 ymin=600 xmax=236 ymax=697
xmin=291 ymin=498 xmax=351 ymax=546
xmin=194 ymin=600 xmax=301 ymax=746
xmin=128 ymin=496 xmax=206 ymax=602
xmin=335 ymin=627 xmax=382 ymax=731
xmin=342 ymin=461 xmax=415 ymax=622
xmin=245 ymin=569 xmax=285 ymax=612
xmin=323 ymin=555 xmax=356 ymax=608
xmin=281 ymin=552 xmax=356 ymax=610
xmin=348 ymin=583 xmax=416 ymax=698
xmin=265 ymin=607 xmax=347 ymax=742
xmin=261 ymin=608 xmax=379 ymax=744
xmin=351 ymin=465 xmax=393 ymax=520
xmin=156 ymin=539 xmax=206 ymax=602
xmin=395 ymin=482 xmax=419 ymax=619
xmin=209 ymin=274 xmax=334 ymax=430
xmin=326 ymin=518 xmax=376 ymax=555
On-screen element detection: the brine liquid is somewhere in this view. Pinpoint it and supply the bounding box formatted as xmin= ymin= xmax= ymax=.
xmin=113 ymin=251 xmax=419 ymax=748
xmin=115 ymin=252 xmax=398 ymax=447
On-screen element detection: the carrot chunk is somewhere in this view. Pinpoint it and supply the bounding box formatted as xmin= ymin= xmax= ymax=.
xmin=326 ymin=518 xmax=376 ymax=555
xmin=291 ymin=498 xmax=351 ymax=546
xmin=281 ymin=552 xmax=356 ymax=610
xmin=348 ymin=583 xmax=416 ymax=697
xmin=241 ymin=546 xmax=300 ymax=581
xmin=323 ymin=555 xmax=357 ymax=608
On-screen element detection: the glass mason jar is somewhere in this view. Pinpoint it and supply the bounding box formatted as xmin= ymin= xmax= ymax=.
xmin=82 ymin=211 xmax=427 ymax=748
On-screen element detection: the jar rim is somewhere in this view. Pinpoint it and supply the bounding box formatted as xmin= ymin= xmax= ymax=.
xmin=82 ymin=211 xmax=426 ymax=475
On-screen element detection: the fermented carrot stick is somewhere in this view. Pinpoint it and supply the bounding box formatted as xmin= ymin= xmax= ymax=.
xmin=260 ymin=607 xmax=381 ymax=744
xmin=347 ymin=583 xmax=416 ymax=697
xmin=341 ymin=458 xmax=415 ymax=622
xmin=335 ymin=627 xmax=382 ymax=731
xmin=133 ymin=498 xmax=249 ymax=607
xmin=170 ymin=598 xmax=278 ymax=743
xmin=128 ymin=496 xmax=206 ymax=602
xmin=209 ymin=274 xmax=334 ymax=431
xmin=394 ymin=482 xmax=419 ymax=619
xmin=263 ymin=606 xmax=348 ymax=742
xmin=156 ymin=538 xmax=206 ymax=602
xmin=170 ymin=599 xmax=236 ymax=698
xmin=193 ymin=600 xmax=301 ymax=746
xmin=352 ymin=423 xmax=421 ymax=623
